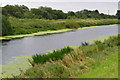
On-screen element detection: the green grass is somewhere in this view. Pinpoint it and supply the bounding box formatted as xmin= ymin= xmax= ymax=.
xmin=8 ymin=17 xmax=119 ymax=35
xmin=79 ymin=53 xmax=118 ymax=78
xmin=0 ymin=29 xmax=72 ymax=40
xmin=15 ymin=34 xmax=119 ymax=78
xmin=29 ymin=47 xmax=73 ymax=66
xmin=1 ymin=18 xmax=119 ymax=40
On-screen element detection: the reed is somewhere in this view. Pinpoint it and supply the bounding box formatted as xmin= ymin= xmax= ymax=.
xmin=29 ymin=47 xmax=73 ymax=65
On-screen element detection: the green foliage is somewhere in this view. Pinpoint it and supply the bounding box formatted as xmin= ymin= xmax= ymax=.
xmin=25 ymin=63 xmax=70 ymax=78
xmin=30 ymin=47 xmax=73 ymax=65
xmin=68 ymin=11 xmax=75 ymax=16
xmin=80 ymin=52 xmax=118 ymax=78
xmin=116 ymin=10 xmax=120 ymax=19
xmin=65 ymin=20 xmax=79 ymax=29
xmin=67 ymin=16 xmax=78 ymax=19
xmin=2 ymin=5 xmax=29 ymax=18
xmin=80 ymin=35 xmax=119 ymax=60
xmin=2 ymin=15 xmax=12 ymax=36
xmin=8 ymin=17 xmax=119 ymax=35
xmin=2 ymin=5 xmax=116 ymax=19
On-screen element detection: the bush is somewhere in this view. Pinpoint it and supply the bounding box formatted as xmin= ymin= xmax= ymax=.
xmin=65 ymin=20 xmax=79 ymax=29
xmin=24 ymin=62 xmax=70 ymax=78
xmin=2 ymin=15 xmax=12 ymax=36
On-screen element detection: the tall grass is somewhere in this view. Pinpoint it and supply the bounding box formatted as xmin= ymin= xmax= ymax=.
xmin=8 ymin=17 xmax=119 ymax=35
xmin=29 ymin=47 xmax=73 ymax=66
xmin=16 ymin=34 xmax=119 ymax=78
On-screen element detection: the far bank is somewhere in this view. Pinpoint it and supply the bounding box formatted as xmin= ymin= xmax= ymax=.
xmin=1 ymin=18 xmax=119 ymax=40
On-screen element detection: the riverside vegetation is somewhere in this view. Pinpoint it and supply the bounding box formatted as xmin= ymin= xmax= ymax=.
xmin=1 ymin=5 xmax=120 ymax=36
xmin=2 ymin=17 xmax=119 ymax=36
xmin=15 ymin=34 xmax=119 ymax=78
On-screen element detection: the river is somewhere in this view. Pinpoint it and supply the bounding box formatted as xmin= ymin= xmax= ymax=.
xmin=2 ymin=25 xmax=119 ymax=64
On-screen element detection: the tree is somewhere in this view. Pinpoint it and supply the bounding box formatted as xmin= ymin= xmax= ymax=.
xmin=116 ymin=10 xmax=120 ymax=19
xmin=68 ymin=11 xmax=75 ymax=16
xmin=2 ymin=5 xmax=116 ymax=19
xmin=2 ymin=5 xmax=29 ymax=18
xmin=53 ymin=10 xmax=67 ymax=19
xmin=2 ymin=15 xmax=12 ymax=36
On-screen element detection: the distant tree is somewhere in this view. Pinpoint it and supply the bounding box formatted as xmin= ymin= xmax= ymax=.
xmin=68 ymin=11 xmax=75 ymax=16
xmin=20 ymin=5 xmax=29 ymax=12
xmin=31 ymin=8 xmax=41 ymax=15
xmin=2 ymin=5 xmax=29 ymax=18
xmin=53 ymin=10 xmax=67 ymax=19
xmin=23 ymin=11 xmax=34 ymax=18
xmin=2 ymin=5 xmax=116 ymax=19
xmin=67 ymin=16 xmax=77 ymax=19
xmin=75 ymin=11 xmax=82 ymax=18
xmin=116 ymin=10 xmax=120 ymax=19
xmin=94 ymin=10 xmax=99 ymax=14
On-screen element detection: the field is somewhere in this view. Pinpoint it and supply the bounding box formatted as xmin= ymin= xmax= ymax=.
xmin=13 ymin=34 xmax=119 ymax=78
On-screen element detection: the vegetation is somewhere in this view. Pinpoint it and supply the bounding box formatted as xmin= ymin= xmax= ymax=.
xmin=2 ymin=15 xmax=12 ymax=36
xmin=116 ymin=10 xmax=120 ymax=19
xmin=79 ymin=53 xmax=118 ymax=78
xmin=2 ymin=5 xmax=116 ymax=19
xmin=7 ymin=18 xmax=119 ymax=35
xmin=1 ymin=4 xmax=119 ymax=78
xmin=1 ymin=5 xmax=119 ymax=36
xmin=16 ymin=34 xmax=119 ymax=78
xmin=30 ymin=47 xmax=73 ymax=65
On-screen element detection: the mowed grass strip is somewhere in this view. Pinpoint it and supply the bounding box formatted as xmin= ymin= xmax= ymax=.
xmin=79 ymin=52 xmax=118 ymax=78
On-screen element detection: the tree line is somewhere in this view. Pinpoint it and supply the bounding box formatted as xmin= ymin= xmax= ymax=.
xmin=2 ymin=5 xmax=117 ymax=19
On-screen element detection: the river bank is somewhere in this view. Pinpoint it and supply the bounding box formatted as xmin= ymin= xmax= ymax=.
xmin=1 ymin=33 xmax=118 ymax=78
xmin=0 ymin=29 xmax=73 ymax=41
xmin=0 ymin=24 xmax=117 ymax=41
xmin=18 ymin=34 xmax=118 ymax=78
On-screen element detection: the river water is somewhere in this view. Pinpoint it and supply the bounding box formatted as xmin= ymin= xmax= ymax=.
xmin=2 ymin=25 xmax=119 ymax=64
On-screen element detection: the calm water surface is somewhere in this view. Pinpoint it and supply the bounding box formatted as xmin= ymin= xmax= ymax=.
xmin=2 ymin=25 xmax=119 ymax=64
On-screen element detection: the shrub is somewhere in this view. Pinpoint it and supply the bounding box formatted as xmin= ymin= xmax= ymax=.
xmin=2 ymin=15 xmax=12 ymax=36
xmin=65 ymin=20 xmax=79 ymax=29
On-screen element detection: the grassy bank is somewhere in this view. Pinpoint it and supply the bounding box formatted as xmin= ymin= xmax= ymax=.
xmin=1 ymin=18 xmax=119 ymax=40
xmin=15 ymin=34 xmax=119 ymax=78
xmin=1 ymin=34 xmax=117 ymax=78
xmin=0 ymin=29 xmax=73 ymax=40
xmin=79 ymin=53 xmax=118 ymax=78
xmin=8 ymin=18 xmax=119 ymax=35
